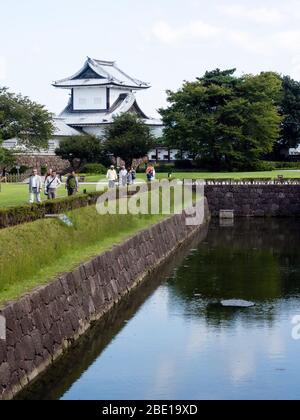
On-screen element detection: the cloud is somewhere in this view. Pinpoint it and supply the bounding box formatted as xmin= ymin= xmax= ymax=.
xmin=153 ymin=20 xmax=221 ymax=44
xmin=152 ymin=18 xmax=300 ymax=57
xmin=273 ymin=30 xmax=300 ymax=53
xmin=0 ymin=56 xmax=7 ymax=81
xmin=219 ymin=4 xmax=284 ymax=25
xmin=226 ymin=30 xmax=266 ymax=54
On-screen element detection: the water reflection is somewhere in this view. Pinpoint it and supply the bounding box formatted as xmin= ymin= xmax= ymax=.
xmin=168 ymin=219 xmax=300 ymax=330
xmin=17 ymin=227 xmax=208 ymax=400
xmin=19 ymin=219 xmax=300 ymax=400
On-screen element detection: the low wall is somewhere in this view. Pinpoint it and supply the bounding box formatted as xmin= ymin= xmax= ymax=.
xmin=14 ymin=155 xmax=69 ymax=173
xmin=0 ymin=203 xmax=209 ymax=400
xmin=204 ymin=185 xmax=300 ymax=217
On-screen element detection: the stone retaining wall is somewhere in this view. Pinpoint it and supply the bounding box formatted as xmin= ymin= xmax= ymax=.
xmin=0 ymin=203 xmax=209 ymax=400
xmin=15 ymin=155 xmax=69 ymax=173
xmin=204 ymin=185 xmax=300 ymax=217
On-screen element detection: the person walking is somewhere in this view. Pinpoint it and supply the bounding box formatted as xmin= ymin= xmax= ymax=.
xmin=152 ymin=166 xmax=156 ymax=181
xmin=45 ymin=170 xmax=61 ymax=200
xmin=1 ymin=167 xmax=8 ymax=183
xmin=146 ymin=164 xmax=154 ymax=182
xmin=131 ymin=167 xmax=136 ymax=184
xmin=66 ymin=170 xmax=79 ymax=196
xmin=119 ymin=166 xmax=128 ymax=187
xmin=106 ymin=165 xmax=118 ymax=188
xmin=29 ymin=168 xmax=43 ymax=204
xmin=127 ymin=167 xmax=133 ymax=185
xmin=44 ymin=168 xmax=53 ymax=184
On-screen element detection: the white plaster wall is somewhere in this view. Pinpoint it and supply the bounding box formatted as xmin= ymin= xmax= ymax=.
xmin=73 ymin=87 xmax=106 ymax=110
xmin=150 ymin=126 xmax=164 ymax=139
xmin=82 ymin=126 xmax=106 ymax=139
xmin=148 ymin=149 xmax=179 ymax=161
xmin=109 ymin=88 xmax=130 ymax=107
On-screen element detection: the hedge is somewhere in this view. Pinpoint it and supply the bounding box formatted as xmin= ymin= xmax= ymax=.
xmin=82 ymin=163 xmax=107 ymax=174
xmin=269 ymin=161 xmax=300 ymax=170
xmin=0 ymin=190 xmax=108 ymax=229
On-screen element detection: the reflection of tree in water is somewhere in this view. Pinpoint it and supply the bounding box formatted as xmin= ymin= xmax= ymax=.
xmin=167 ymin=218 xmax=300 ymax=328
xmin=17 ymin=226 xmax=209 ymax=400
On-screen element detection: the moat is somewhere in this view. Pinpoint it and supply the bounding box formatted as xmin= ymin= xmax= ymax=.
xmin=20 ymin=219 xmax=300 ymax=400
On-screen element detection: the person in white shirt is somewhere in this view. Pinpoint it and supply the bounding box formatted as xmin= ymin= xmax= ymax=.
xmin=152 ymin=167 xmax=156 ymax=181
xmin=45 ymin=170 xmax=62 ymax=200
xmin=29 ymin=169 xmax=43 ymax=204
xmin=119 ymin=166 xmax=128 ymax=187
xmin=106 ymin=165 xmax=118 ymax=188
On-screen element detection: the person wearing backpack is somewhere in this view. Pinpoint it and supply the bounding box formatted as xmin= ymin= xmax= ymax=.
xmin=45 ymin=170 xmax=61 ymax=200
xmin=66 ymin=170 xmax=79 ymax=196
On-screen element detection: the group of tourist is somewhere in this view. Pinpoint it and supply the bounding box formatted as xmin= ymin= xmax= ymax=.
xmin=106 ymin=165 xmax=137 ymax=188
xmin=27 ymin=163 xmax=158 ymax=203
xmin=106 ymin=164 xmax=156 ymax=188
xmin=29 ymin=168 xmax=79 ymax=204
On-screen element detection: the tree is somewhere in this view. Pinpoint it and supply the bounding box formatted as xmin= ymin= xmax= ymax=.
xmin=55 ymin=135 xmax=110 ymax=168
xmin=273 ymin=75 xmax=300 ymax=158
xmin=103 ymin=114 xmax=155 ymax=166
xmin=0 ymin=87 xmax=53 ymax=149
xmin=160 ymin=69 xmax=282 ymax=171
xmin=0 ymin=146 xmax=15 ymax=166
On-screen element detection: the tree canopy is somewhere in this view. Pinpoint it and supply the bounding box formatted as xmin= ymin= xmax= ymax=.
xmin=0 ymin=87 xmax=54 ymax=149
xmin=103 ymin=114 xmax=155 ymax=166
xmin=0 ymin=147 xmax=15 ymax=166
xmin=275 ymin=75 xmax=300 ymax=157
xmin=160 ymin=69 xmax=283 ymax=170
xmin=55 ymin=134 xmax=110 ymax=168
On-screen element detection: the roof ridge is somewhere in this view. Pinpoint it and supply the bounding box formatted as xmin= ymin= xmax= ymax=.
xmin=91 ymin=58 xmax=115 ymax=66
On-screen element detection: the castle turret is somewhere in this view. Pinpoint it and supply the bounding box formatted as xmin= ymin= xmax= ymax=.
xmin=53 ymin=57 xmax=163 ymax=138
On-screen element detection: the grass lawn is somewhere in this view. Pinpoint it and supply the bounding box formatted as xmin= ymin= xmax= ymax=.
xmin=82 ymin=170 xmax=300 ymax=183
xmin=1 ymin=169 xmax=300 ymax=208
xmin=0 ymin=189 xmax=196 ymax=306
xmin=0 ymin=183 xmax=97 ymax=209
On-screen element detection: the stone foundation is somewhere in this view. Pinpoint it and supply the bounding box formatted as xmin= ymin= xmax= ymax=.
xmin=0 ymin=202 xmax=210 ymax=400
xmin=14 ymin=155 xmax=69 ymax=173
xmin=204 ymin=185 xmax=300 ymax=217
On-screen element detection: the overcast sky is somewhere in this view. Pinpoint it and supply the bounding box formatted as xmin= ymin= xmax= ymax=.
xmin=1 ymin=0 xmax=300 ymax=118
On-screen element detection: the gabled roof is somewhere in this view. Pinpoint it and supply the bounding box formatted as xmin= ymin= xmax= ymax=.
xmin=59 ymin=92 xmax=162 ymax=127
xmin=53 ymin=57 xmax=150 ymax=90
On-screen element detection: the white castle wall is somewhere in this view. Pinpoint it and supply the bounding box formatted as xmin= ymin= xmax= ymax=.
xmin=73 ymin=87 xmax=106 ymax=110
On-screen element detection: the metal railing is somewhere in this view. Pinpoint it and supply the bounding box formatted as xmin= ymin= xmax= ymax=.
xmin=199 ymin=178 xmax=300 ymax=185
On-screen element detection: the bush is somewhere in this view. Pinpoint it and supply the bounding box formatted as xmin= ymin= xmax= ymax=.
xmin=40 ymin=166 xmax=47 ymax=176
xmin=9 ymin=165 xmax=29 ymax=175
xmin=246 ymin=161 xmax=276 ymax=171
xmin=174 ymin=160 xmax=194 ymax=170
xmin=83 ymin=163 xmax=107 ymax=174
xmin=136 ymin=163 xmax=147 ymax=173
xmin=0 ymin=190 xmax=108 ymax=229
xmin=268 ymin=161 xmax=300 ymax=169
xmin=155 ymin=163 xmax=175 ymax=173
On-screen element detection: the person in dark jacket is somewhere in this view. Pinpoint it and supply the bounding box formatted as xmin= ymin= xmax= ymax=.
xmin=66 ymin=170 xmax=79 ymax=196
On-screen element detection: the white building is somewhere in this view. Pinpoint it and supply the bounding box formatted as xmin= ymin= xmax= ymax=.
xmin=53 ymin=57 xmax=164 ymax=139
xmin=3 ymin=57 xmax=178 ymax=163
xmin=289 ymin=145 xmax=300 ymax=157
